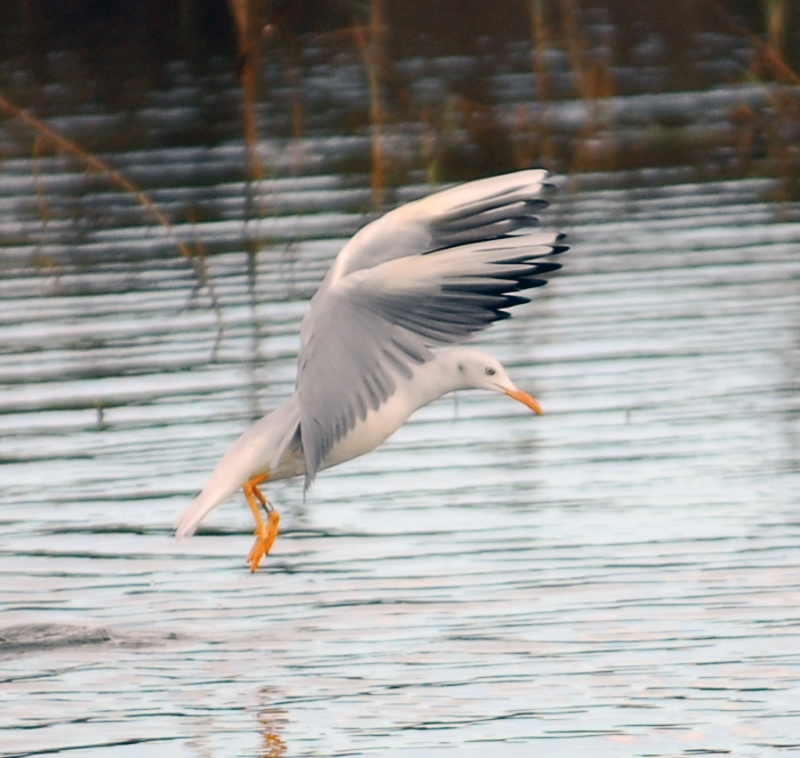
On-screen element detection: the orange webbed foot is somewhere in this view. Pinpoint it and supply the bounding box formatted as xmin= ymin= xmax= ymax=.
xmin=243 ymin=473 xmax=280 ymax=572
xmin=247 ymin=510 xmax=280 ymax=572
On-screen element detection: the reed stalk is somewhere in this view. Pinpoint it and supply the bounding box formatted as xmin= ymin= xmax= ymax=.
xmin=765 ymin=0 xmax=788 ymax=61
xmin=529 ymin=0 xmax=554 ymax=164
xmin=228 ymin=0 xmax=265 ymax=186
xmin=352 ymin=0 xmax=387 ymax=208
xmin=0 ymin=91 xmax=190 ymax=257
xmin=0 ymin=88 xmax=224 ymax=356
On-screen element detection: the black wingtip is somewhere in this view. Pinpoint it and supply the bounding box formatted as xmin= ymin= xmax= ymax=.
xmin=530 ymin=261 xmax=562 ymax=274
xmin=503 ymin=294 xmax=532 ymax=308
xmin=518 ymin=277 xmax=548 ymax=289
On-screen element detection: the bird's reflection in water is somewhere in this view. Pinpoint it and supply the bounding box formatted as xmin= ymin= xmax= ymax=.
xmin=257 ymin=687 xmax=288 ymax=758
xmin=261 ymin=732 xmax=287 ymax=758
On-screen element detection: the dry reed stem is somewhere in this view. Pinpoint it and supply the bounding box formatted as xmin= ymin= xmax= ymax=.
xmin=559 ymin=0 xmax=588 ymax=101
xmin=351 ymin=0 xmax=387 ymax=209
xmin=560 ymin=0 xmax=617 ymax=174
xmin=226 ymin=0 xmax=272 ymax=379
xmin=530 ymin=0 xmax=554 ymax=164
xmin=0 ymin=90 xmax=193 ymax=258
xmin=0 ymin=88 xmax=225 ymax=356
xmin=712 ymin=0 xmax=800 ymax=203
xmin=712 ymin=1 xmax=799 ymax=85
xmin=228 ymin=0 xmax=265 ymax=185
xmin=765 ymin=0 xmax=788 ymax=61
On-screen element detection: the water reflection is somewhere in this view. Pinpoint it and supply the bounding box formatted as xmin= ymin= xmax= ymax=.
xmin=256 ymin=689 xmax=289 ymax=758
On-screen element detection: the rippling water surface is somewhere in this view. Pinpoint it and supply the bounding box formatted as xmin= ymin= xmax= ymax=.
xmin=1 ymin=35 xmax=800 ymax=758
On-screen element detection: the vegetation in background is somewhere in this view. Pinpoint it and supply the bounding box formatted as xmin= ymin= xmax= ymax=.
xmin=0 ymin=0 xmax=798 ymax=237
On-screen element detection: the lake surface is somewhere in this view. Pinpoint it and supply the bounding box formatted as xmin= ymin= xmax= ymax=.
xmin=1 ymin=22 xmax=800 ymax=758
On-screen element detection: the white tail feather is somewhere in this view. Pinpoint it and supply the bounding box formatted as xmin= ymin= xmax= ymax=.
xmin=174 ymin=395 xmax=301 ymax=539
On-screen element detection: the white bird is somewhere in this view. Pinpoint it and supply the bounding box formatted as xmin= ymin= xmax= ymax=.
xmin=175 ymin=169 xmax=566 ymax=570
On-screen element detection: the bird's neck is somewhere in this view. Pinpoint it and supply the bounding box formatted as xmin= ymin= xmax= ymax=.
xmin=407 ymin=350 xmax=470 ymax=407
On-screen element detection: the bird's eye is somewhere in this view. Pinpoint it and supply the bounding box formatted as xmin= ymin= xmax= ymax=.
xmin=485 ymin=367 xmax=496 ymax=376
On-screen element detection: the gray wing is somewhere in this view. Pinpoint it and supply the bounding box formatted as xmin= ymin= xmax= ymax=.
xmin=320 ymin=168 xmax=554 ymax=286
xmin=297 ymin=170 xmax=566 ymax=487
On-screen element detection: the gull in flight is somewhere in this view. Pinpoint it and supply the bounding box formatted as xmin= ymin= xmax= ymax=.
xmin=175 ymin=169 xmax=566 ymax=570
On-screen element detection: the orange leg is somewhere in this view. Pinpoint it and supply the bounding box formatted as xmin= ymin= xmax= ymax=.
xmin=243 ymin=473 xmax=280 ymax=572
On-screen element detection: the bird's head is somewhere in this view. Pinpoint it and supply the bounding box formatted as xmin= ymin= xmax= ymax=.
xmin=449 ymin=348 xmax=543 ymax=415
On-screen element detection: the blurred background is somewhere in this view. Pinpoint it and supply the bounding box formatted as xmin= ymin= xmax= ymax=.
xmin=1 ymin=3 xmax=799 ymax=758
xmin=2 ymin=0 xmax=800 ymax=187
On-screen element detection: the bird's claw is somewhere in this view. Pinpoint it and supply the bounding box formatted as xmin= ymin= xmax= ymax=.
xmin=247 ymin=510 xmax=280 ymax=572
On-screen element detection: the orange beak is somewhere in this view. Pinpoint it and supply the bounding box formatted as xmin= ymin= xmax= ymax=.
xmin=504 ymin=387 xmax=543 ymax=415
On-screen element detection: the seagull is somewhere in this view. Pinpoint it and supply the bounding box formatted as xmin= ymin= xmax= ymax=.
xmin=175 ymin=169 xmax=566 ymax=570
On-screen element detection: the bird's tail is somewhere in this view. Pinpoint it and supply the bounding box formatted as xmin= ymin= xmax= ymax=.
xmin=174 ymin=396 xmax=302 ymax=539
xmin=174 ymin=473 xmax=242 ymax=539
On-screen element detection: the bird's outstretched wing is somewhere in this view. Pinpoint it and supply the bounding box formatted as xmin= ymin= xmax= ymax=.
xmin=319 ymin=168 xmax=554 ymax=286
xmin=296 ymin=170 xmax=566 ymax=487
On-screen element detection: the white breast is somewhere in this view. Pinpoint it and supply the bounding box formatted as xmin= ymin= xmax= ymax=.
xmin=320 ymin=357 xmax=453 ymax=471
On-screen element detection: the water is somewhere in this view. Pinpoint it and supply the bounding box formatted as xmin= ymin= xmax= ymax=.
xmin=2 ymin=27 xmax=800 ymax=758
